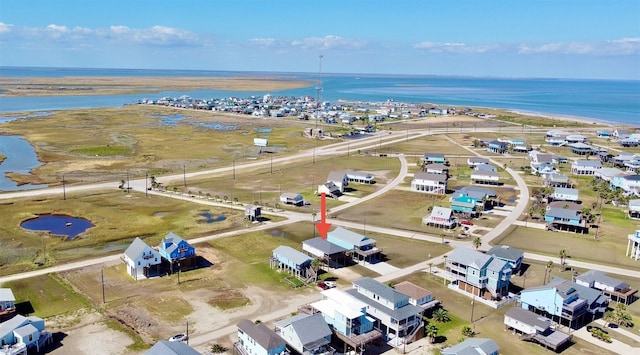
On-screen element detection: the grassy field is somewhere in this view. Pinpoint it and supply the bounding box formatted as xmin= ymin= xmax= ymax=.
xmin=0 ymin=76 xmax=312 ymax=96
xmin=400 ymin=272 xmax=616 ymax=355
xmin=0 ymin=189 xmax=246 ymax=275
xmin=0 ymin=105 xmax=347 ymax=186
xmin=3 ymin=274 xmax=90 ymax=318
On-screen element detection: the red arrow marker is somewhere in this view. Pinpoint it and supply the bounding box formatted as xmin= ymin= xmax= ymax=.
xmin=315 ymin=192 xmax=332 ymax=239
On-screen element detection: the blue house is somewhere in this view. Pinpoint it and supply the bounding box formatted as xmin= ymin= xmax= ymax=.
xmin=520 ymin=277 xmax=609 ymax=328
xmin=450 ymin=195 xmax=478 ymax=215
xmin=235 ymin=319 xmax=287 ymax=355
xmin=327 ymin=227 xmax=381 ymax=264
xmin=446 ymin=248 xmax=512 ymax=300
xmin=423 ymin=153 xmax=446 ymax=164
xmin=544 ymin=207 xmax=587 ymax=233
xmin=270 ymin=246 xmax=313 ymax=281
xmin=0 ymin=314 xmax=47 ymax=354
xmin=487 ymin=140 xmax=508 ymax=154
xmin=158 ymin=232 xmax=196 ymax=271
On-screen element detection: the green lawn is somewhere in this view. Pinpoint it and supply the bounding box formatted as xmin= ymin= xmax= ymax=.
xmin=3 ymin=274 xmax=90 ymax=318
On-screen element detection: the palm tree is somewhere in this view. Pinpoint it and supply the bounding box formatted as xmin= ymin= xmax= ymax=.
xmin=461 ymin=325 xmax=475 ymax=337
xmin=473 ymin=237 xmax=482 ymax=250
xmin=559 ymin=249 xmax=567 ymax=266
xmin=118 ymin=179 xmax=125 ymax=189
xmin=614 ymin=303 xmax=634 ymax=327
xmin=150 ymin=175 xmax=158 ymax=190
xmin=544 ymin=260 xmax=553 ymax=285
xmin=223 ymin=195 xmax=228 ymax=203
xmin=206 ymin=193 xmax=212 ymax=200
xmin=173 ymin=186 xmax=178 ymax=195
xmin=428 ymin=262 xmax=433 ymax=274
xmin=603 ymin=310 xmax=615 ymax=328
xmin=311 ymin=258 xmax=322 ymax=280
xmin=424 ymin=323 xmax=438 ymax=344
xmin=234 ymin=197 xmax=239 ymax=204
xmin=440 ymin=232 xmax=445 ymax=244
xmin=214 ymin=194 xmax=220 ymax=201
xmin=433 ymin=308 xmax=451 ymax=323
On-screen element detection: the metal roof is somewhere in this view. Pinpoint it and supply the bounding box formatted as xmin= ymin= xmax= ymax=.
xmin=353 ymin=277 xmax=409 ymax=304
xmin=303 ymin=237 xmax=347 ymax=255
xmin=328 ymin=227 xmax=375 ymax=248
xmin=576 ymin=270 xmax=629 ymax=291
xmin=124 ymin=237 xmax=154 ymax=261
xmin=272 ymin=246 xmax=312 ymax=266
xmin=486 ymin=245 xmax=523 ymax=262
xmin=505 ymin=307 xmax=551 ymax=331
xmin=345 ymin=288 xmax=423 ymax=322
xmin=146 ymin=340 xmax=201 ymax=355
xmin=442 ymin=338 xmax=500 ymax=355
xmin=448 ymin=248 xmax=492 ymax=270
xmin=236 ymin=319 xmax=286 ymax=351
xmin=414 ymin=172 xmax=448 ymax=182
xmin=0 ymin=288 xmax=15 ymax=302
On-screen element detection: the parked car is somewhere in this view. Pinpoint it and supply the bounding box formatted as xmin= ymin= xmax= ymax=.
xmin=169 ymin=333 xmax=188 ymax=342
xmin=323 ymin=281 xmax=336 ymax=288
xmin=460 ymin=220 xmax=474 ymax=226
xmin=317 ymin=281 xmax=329 ymax=290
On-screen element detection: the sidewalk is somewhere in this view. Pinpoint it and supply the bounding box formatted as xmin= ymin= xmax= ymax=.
xmin=572 ymin=326 xmax=639 ymax=355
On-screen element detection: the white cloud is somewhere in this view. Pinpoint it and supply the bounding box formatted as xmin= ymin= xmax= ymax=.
xmin=519 ymin=38 xmax=640 ymax=55
xmin=413 ymin=41 xmax=498 ymax=54
xmin=0 ymin=22 xmax=13 ymax=34
xmin=290 ymin=35 xmax=367 ymax=50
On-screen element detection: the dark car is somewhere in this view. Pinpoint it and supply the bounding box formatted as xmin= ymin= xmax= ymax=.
xmin=317 ymin=281 xmax=329 ymax=290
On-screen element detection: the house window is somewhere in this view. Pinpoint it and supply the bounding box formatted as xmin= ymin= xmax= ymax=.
xmin=138 ymin=261 xmax=141 ymax=266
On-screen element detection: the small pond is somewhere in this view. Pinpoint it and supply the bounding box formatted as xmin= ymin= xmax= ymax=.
xmin=198 ymin=212 xmax=227 ymax=223
xmin=21 ymin=214 xmax=94 ymax=240
xmin=0 ymin=111 xmax=53 ymax=124
xmin=0 ymin=135 xmax=48 ymax=191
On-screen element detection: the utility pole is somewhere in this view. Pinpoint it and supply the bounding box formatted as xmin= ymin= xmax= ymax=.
xmin=183 ymin=165 xmax=186 ymax=187
xmin=145 ymin=172 xmax=148 ymax=198
xmin=62 ymin=174 xmax=66 ymax=200
xmin=316 ymin=54 xmax=324 ymax=129
xmin=101 ymin=267 xmax=106 ymax=304
xmin=270 ymin=155 xmax=273 ymax=174
xmin=126 ymin=169 xmax=130 ymax=192
xmin=232 ymin=159 xmax=236 ymax=180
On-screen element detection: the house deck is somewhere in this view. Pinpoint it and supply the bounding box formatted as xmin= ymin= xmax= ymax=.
xmin=334 ymin=328 xmax=384 ymax=349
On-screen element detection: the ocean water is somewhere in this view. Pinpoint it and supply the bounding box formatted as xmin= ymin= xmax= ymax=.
xmin=0 ymin=67 xmax=638 ymax=125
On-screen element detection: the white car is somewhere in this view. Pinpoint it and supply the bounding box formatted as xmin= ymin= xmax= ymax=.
xmin=169 ymin=333 xmax=188 ymax=342
xmin=323 ymin=281 xmax=336 ymax=288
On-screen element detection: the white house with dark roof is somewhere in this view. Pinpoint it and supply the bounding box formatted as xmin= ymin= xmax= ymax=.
xmin=411 ymin=172 xmax=447 ymax=194
xmin=274 ymin=313 xmax=334 ymax=355
xmin=425 ymin=163 xmax=449 ymax=175
xmin=423 ymin=206 xmax=456 ymax=228
xmin=442 ymin=338 xmax=499 ymax=355
xmin=550 ymin=187 xmax=579 ymax=202
xmin=570 ymin=160 xmax=602 ymax=175
xmin=347 ymin=278 xmax=424 ymax=346
xmin=575 ymin=270 xmax=637 ymax=305
xmin=471 ymin=170 xmax=500 ymax=185
xmin=503 ymin=307 xmax=572 ymax=352
xmin=235 ymin=319 xmax=287 ymax=355
xmin=317 ymin=182 xmax=342 ymax=199
xmin=446 ymin=248 xmax=512 ymax=300
xmin=486 ymin=245 xmax=524 ymax=273
xmin=123 ymin=237 xmax=162 ymax=280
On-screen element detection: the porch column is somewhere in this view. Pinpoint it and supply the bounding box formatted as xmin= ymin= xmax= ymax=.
xmin=627 ymin=238 xmax=632 ymax=257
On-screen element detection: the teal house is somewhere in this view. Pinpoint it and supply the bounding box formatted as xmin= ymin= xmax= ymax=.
xmin=158 ymin=232 xmax=196 ymax=271
xmin=450 ymin=195 xmax=478 ymax=215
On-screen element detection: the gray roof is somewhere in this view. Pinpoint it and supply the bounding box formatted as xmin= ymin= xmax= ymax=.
xmin=124 ymin=237 xmax=153 ymax=260
xmin=327 ymin=170 xmax=346 ymax=182
xmin=0 ymin=315 xmax=43 ymax=339
xmin=573 ymin=160 xmax=602 ymax=168
xmin=547 ymin=201 xmax=582 ymax=211
xmin=303 ymin=237 xmax=347 ymax=255
xmin=273 ymin=246 xmax=312 ymax=266
xmin=548 ymin=277 xmax=607 ymax=306
xmin=237 ymin=319 xmax=286 ymax=351
xmin=442 ymin=338 xmax=500 ymax=355
xmin=322 ymin=181 xmax=341 ymax=193
xmin=146 ymin=340 xmax=201 ymax=355
xmin=545 ymin=207 xmax=580 ymax=220
xmin=353 ymin=277 xmax=410 ymax=304
xmin=487 ymin=258 xmax=509 ymax=273
xmin=545 ymin=173 xmax=569 ymax=182
xmin=595 ymin=168 xmax=624 ymax=178
xmin=429 ymin=206 xmax=452 ymax=220
xmin=468 ymin=157 xmax=489 ymax=164
xmin=474 ymin=164 xmax=496 ymax=172
xmin=486 ymin=245 xmax=523 ymax=262
xmin=568 ymin=142 xmax=592 ymax=148
xmin=0 ymin=288 xmax=15 ymax=302
xmin=425 ymin=163 xmax=449 ymax=171
xmin=448 ymin=248 xmax=492 ymax=270
xmin=575 ymin=270 xmax=629 ymax=291
xmin=345 ymin=170 xmax=373 ymax=179
xmin=453 ymin=186 xmax=497 ymax=199
xmin=13 ymin=324 xmax=38 ymax=338
xmin=414 ymin=172 xmax=448 ymax=182
xmin=535 ymin=154 xmax=553 ymax=163
xmin=328 ymin=227 xmax=375 ymax=248
xmin=275 ymin=313 xmax=331 ymax=350
xmin=424 ymin=153 xmax=445 ymax=159
xmin=345 ymin=288 xmax=423 ymax=322
xmin=505 ymin=307 xmax=551 ymax=331
xmin=553 ymin=187 xmax=579 ymax=197
xmin=470 ymin=170 xmax=499 ymax=178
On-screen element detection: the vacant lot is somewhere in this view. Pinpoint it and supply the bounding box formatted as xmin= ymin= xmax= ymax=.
xmin=0 ymin=189 xmax=245 ymax=275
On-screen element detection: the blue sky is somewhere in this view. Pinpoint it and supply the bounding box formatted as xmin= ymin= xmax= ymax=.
xmin=1 ymin=0 xmax=639 ymax=79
